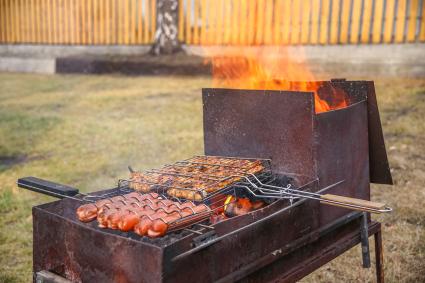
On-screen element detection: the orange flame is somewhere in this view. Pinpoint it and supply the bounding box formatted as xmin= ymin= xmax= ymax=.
xmin=204 ymin=47 xmax=348 ymax=113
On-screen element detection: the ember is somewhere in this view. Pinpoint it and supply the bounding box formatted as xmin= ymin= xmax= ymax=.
xmin=206 ymin=47 xmax=348 ymax=113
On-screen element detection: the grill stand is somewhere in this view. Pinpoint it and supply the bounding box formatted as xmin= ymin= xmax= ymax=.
xmin=33 ymin=212 xmax=384 ymax=283
xmin=221 ymin=212 xmax=384 ymax=283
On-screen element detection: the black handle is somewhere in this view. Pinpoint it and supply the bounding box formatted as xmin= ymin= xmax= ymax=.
xmin=17 ymin=176 xmax=79 ymax=199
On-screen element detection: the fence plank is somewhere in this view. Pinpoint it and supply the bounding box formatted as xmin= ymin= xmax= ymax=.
xmin=310 ymin=0 xmax=320 ymax=44
xmin=215 ymin=0 xmax=223 ymax=44
xmin=350 ymin=0 xmax=362 ymax=43
xmin=4 ymin=0 xmax=9 ymax=42
xmin=372 ymin=0 xmax=384 ymax=43
xmin=240 ymin=0 xmax=248 ymax=44
xmin=281 ymin=0 xmax=291 ymax=44
xmin=246 ymin=0 xmax=256 ymax=44
xmin=264 ymin=0 xmax=274 ymax=44
xmin=230 ymin=0 xmax=239 ymax=44
xmin=192 ymin=0 xmax=199 ymax=44
xmin=329 ymin=0 xmax=339 ymax=44
xmin=383 ymin=0 xmax=396 ymax=42
xmin=150 ymin=0 xmax=156 ymax=42
xmin=419 ymin=0 xmax=425 ymax=41
xmin=406 ymin=0 xmax=419 ymax=42
xmin=319 ymin=0 xmax=331 ymax=44
xmin=0 ymin=0 xmax=4 ymax=42
xmin=222 ymin=0 xmax=231 ymax=44
xmin=360 ymin=0 xmax=373 ymax=43
xmin=339 ymin=0 xmax=350 ymax=43
xmin=186 ymin=0 xmax=192 ymax=44
xmin=395 ymin=0 xmax=407 ymax=42
xmin=290 ymin=0 xmax=301 ymax=44
xmin=200 ymin=0 xmax=207 ymax=44
xmin=178 ymin=0 xmax=184 ymax=41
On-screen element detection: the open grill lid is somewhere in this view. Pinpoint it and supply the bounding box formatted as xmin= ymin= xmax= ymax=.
xmin=202 ymin=79 xmax=392 ymax=186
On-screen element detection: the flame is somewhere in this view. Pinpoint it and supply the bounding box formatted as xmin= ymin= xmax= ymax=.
xmin=204 ymin=47 xmax=348 ymax=113
xmin=223 ymin=195 xmax=234 ymax=212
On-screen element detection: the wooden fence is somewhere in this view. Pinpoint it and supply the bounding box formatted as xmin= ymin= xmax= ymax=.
xmin=179 ymin=0 xmax=425 ymax=45
xmin=0 ymin=0 xmax=156 ymax=44
xmin=1 ymin=0 xmax=425 ymax=45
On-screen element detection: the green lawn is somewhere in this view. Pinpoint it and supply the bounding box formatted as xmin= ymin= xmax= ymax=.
xmin=0 ymin=73 xmax=424 ymax=282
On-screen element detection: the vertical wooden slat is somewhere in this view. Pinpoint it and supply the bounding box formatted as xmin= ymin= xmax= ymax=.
xmin=150 ymin=0 xmax=156 ymax=42
xmin=192 ymin=0 xmax=199 ymax=44
xmin=301 ymin=0 xmax=312 ymax=44
xmin=253 ymin=0 xmax=264 ymax=44
xmin=215 ymin=0 xmax=222 ymax=44
xmin=395 ymin=0 xmax=407 ymax=42
xmin=81 ymin=0 xmax=87 ymax=44
xmin=94 ymin=0 xmax=99 ymax=44
xmin=185 ymin=0 xmax=192 ymax=44
xmin=406 ymin=0 xmax=419 ymax=42
xmin=30 ymin=0 xmax=35 ymax=43
xmin=229 ymin=0 xmax=237 ymax=44
xmin=264 ymin=0 xmax=274 ymax=44
xmin=4 ymin=0 xmax=9 ymax=42
xmin=123 ymin=0 xmax=129 ymax=44
xmin=65 ymin=0 xmax=71 ymax=44
xmin=222 ymin=0 xmax=231 ymax=44
xmin=15 ymin=0 xmax=21 ymax=42
xmin=310 ymin=0 xmax=320 ymax=44
xmin=273 ymin=0 xmax=282 ymax=44
xmin=117 ymin=0 xmax=122 ymax=44
xmin=74 ymin=0 xmax=80 ymax=44
xmin=339 ymin=0 xmax=351 ymax=43
xmin=329 ymin=0 xmax=340 ymax=44
xmin=247 ymin=0 xmax=256 ymax=44
xmin=88 ymin=0 xmax=93 ymax=44
xmin=22 ymin=0 xmax=27 ymax=42
xmin=46 ymin=0 xmax=52 ymax=44
xmin=178 ymin=0 xmax=184 ymax=41
xmin=281 ymin=0 xmax=291 ymax=44
xmin=71 ymin=0 xmax=76 ymax=44
xmin=98 ymin=0 xmax=104 ymax=44
xmin=383 ymin=0 xmax=396 ymax=42
xmin=7 ymin=0 xmax=12 ymax=42
xmin=320 ymin=0 xmax=331 ymax=44
xmin=291 ymin=0 xmax=302 ymax=44
xmin=239 ymin=0 xmax=248 ymax=44
xmin=420 ymin=0 xmax=425 ymax=41
xmin=129 ymin=0 xmax=135 ymax=44
xmin=58 ymin=0 xmax=64 ymax=43
xmin=0 ymin=0 xmax=3 ymax=42
xmin=143 ymin=0 xmax=149 ymax=43
xmin=217 ymin=0 xmax=224 ymax=44
xmin=200 ymin=0 xmax=207 ymax=44
xmin=137 ymin=0 xmax=142 ymax=44
xmin=372 ymin=0 xmax=384 ymax=43
xmin=349 ymin=0 xmax=362 ymax=43
xmin=360 ymin=0 xmax=373 ymax=43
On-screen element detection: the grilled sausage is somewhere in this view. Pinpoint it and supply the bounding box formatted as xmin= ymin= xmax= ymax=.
xmin=76 ymin=199 xmax=112 ymax=222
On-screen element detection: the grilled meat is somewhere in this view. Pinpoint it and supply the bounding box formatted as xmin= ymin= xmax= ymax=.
xmin=76 ymin=192 xmax=211 ymax=238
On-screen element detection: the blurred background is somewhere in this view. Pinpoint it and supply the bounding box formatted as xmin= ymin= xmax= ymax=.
xmin=0 ymin=0 xmax=424 ymax=282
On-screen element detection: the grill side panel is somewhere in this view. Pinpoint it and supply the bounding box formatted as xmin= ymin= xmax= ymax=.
xmin=33 ymin=201 xmax=163 ymax=283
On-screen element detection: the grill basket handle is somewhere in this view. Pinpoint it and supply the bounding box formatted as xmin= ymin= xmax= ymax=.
xmin=320 ymin=194 xmax=391 ymax=214
xmin=17 ymin=176 xmax=79 ymax=199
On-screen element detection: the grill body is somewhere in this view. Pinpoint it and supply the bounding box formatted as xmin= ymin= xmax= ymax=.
xmin=31 ymin=80 xmax=391 ymax=282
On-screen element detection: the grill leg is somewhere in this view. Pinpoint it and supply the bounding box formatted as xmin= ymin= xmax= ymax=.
xmin=360 ymin=212 xmax=371 ymax=268
xmin=374 ymin=229 xmax=384 ymax=283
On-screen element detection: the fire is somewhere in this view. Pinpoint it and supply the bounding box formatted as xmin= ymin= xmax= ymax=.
xmin=204 ymin=47 xmax=348 ymax=113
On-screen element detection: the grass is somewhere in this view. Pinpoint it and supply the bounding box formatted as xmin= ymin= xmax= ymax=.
xmin=0 ymin=73 xmax=424 ymax=282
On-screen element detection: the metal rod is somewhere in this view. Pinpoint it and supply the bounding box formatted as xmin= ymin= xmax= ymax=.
xmin=360 ymin=212 xmax=371 ymax=268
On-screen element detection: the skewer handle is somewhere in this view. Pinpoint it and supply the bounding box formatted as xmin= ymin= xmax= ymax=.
xmin=320 ymin=194 xmax=390 ymax=214
xmin=17 ymin=176 xmax=79 ymax=199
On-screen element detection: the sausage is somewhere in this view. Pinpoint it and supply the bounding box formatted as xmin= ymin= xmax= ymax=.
xmin=118 ymin=208 xmax=156 ymax=232
xmin=76 ymin=198 xmax=113 ymax=222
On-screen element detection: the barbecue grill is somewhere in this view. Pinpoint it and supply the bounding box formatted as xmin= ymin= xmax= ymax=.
xmin=18 ymin=79 xmax=392 ymax=283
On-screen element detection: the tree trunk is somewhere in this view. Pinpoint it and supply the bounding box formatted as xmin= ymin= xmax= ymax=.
xmin=151 ymin=0 xmax=182 ymax=55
